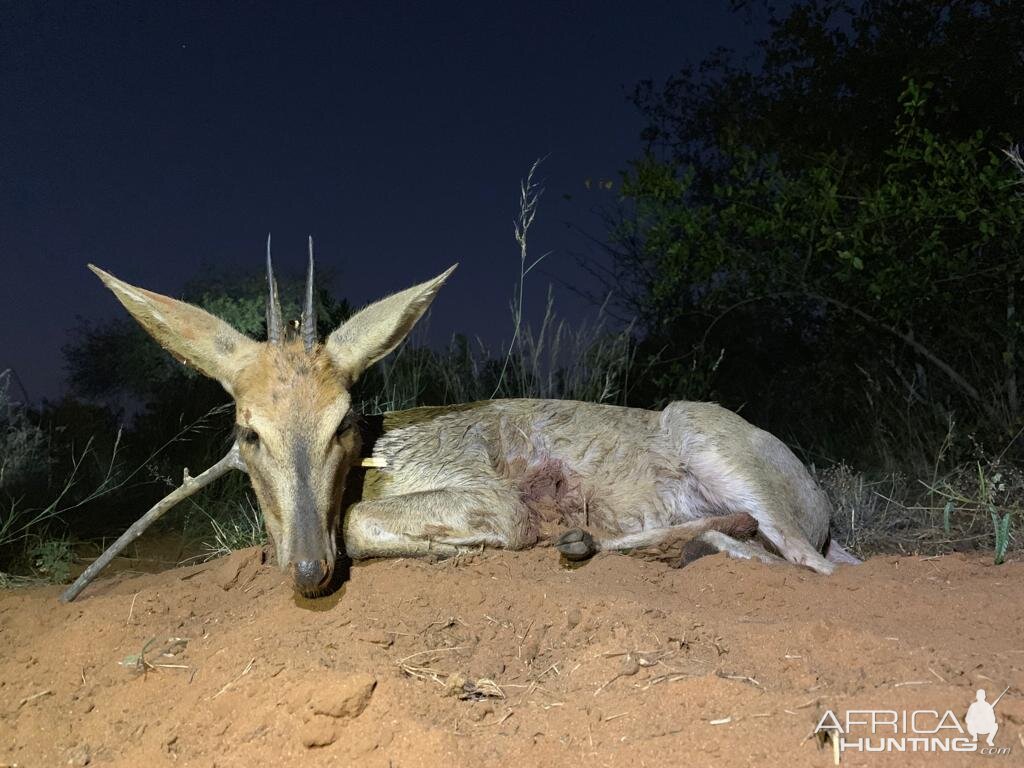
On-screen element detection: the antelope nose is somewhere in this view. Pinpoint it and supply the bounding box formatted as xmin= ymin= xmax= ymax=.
xmin=291 ymin=560 xmax=330 ymax=594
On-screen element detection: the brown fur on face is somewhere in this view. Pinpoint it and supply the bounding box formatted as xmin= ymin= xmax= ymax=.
xmin=232 ymin=340 xmax=359 ymax=584
xmin=234 ymin=341 xmax=349 ymax=427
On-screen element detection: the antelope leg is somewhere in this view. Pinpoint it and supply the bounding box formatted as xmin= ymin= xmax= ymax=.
xmin=555 ymin=512 xmax=759 ymax=561
xmin=679 ymin=531 xmax=785 ymax=567
xmin=598 ymin=513 xmax=758 ymax=552
xmin=342 ymin=488 xmax=524 ymax=559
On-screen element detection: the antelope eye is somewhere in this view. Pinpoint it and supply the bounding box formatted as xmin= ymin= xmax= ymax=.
xmin=334 ymin=415 xmax=354 ymax=441
xmin=240 ymin=427 xmax=260 ymax=447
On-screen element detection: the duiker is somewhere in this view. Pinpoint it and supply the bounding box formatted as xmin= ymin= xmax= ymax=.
xmin=89 ymin=247 xmax=856 ymax=596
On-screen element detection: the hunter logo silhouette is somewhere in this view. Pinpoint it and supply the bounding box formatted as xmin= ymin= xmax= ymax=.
xmin=966 ymin=686 xmax=1008 ymax=747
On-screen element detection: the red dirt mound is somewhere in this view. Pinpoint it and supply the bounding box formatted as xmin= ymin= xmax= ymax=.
xmin=1 ymin=550 xmax=1022 ymax=767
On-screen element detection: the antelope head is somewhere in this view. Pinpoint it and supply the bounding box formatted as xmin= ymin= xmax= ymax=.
xmin=89 ymin=240 xmax=455 ymax=596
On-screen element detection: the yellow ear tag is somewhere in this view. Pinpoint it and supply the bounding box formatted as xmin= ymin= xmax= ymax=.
xmin=358 ymin=457 xmax=388 ymax=468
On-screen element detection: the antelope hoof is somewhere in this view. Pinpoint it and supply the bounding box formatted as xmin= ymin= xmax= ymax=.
xmin=555 ymin=528 xmax=598 ymax=561
xmin=677 ymin=538 xmax=718 ymax=568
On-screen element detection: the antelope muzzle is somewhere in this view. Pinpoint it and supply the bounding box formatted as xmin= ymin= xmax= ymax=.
xmin=290 ymin=558 xmax=333 ymax=595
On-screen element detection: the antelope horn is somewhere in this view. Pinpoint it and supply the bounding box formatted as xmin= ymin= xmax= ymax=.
xmin=301 ymin=236 xmax=317 ymax=352
xmin=266 ymin=233 xmax=283 ymax=343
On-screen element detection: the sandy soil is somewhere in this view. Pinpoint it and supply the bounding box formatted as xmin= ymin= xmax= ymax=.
xmin=1 ymin=549 xmax=1022 ymax=767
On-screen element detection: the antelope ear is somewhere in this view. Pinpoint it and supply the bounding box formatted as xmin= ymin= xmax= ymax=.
xmin=88 ymin=264 xmax=260 ymax=396
xmin=326 ymin=264 xmax=456 ymax=383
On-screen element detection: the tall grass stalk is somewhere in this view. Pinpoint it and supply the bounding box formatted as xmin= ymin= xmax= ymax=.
xmin=492 ymin=157 xmax=550 ymax=399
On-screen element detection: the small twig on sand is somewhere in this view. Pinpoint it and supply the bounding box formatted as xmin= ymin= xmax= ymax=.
xmin=642 ymin=672 xmax=697 ymax=689
xmin=126 ymin=592 xmax=139 ymax=625
xmin=517 ymin=619 xmax=535 ymax=659
xmin=719 ymin=673 xmax=761 ymax=687
xmin=18 ymin=690 xmax=53 ymax=709
xmin=399 ymin=663 xmax=447 ymax=684
xmin=804 ymin=724 xmax=841 ymax=765
xmin=595 ymin=652 xmax=641 ymax=696
xmin=397 ymin=646 xmax=467 ymax=664
xmin=472 ymin=710 xmax=513 ymax=728
xmin=211 ymin=657 xmax=255 ymax=699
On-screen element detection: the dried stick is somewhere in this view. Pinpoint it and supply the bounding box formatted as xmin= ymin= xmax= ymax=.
xmin=59 ymin=444 xmax=248 ymax=603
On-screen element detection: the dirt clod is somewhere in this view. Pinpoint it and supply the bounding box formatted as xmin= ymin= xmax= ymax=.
xmin=311 ymin=672 xmax=376 ymax=718
xmin=299 ymin=717 xmax=338 ymax=748
xmin=443 ymin=672 xmax=468 ymax=697
xmin=214 ymin=548 xmax=261 ymax=591
xmin=64 ymin=745 xmax=90 ymax=766
xmin=566 ymin=607 xmax=582 ymax=629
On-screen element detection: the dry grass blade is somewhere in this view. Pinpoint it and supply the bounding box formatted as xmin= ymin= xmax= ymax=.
xmin=719 ymin=672 xmax=762 ymax=687
xmin=210 ymin=657 xmax=255 ymax=699
xmin=17 ymin=689 xmax=52 ymax=709
xmin=641 ymin=672 xmax=699 ymax=689
xmin=397 ymin=646 xmax=467 ymax=664
xmin=461 ymin=678 xmax=505 ymax=700
xmin=125 ymin=592 xmax=139 ymax=625
xmin=472 ymin=710 xmax=513 ymax=728
xmin=399 ymin=663 xmax=448 ymax=684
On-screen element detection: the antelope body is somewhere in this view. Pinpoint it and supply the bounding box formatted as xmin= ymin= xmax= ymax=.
xmin=90 ymin=248 xmax=856 ymax=597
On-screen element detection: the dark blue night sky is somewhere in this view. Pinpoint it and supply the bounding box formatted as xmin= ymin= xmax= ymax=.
xmin=1 ymin=1 xmax=766 ymax=403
